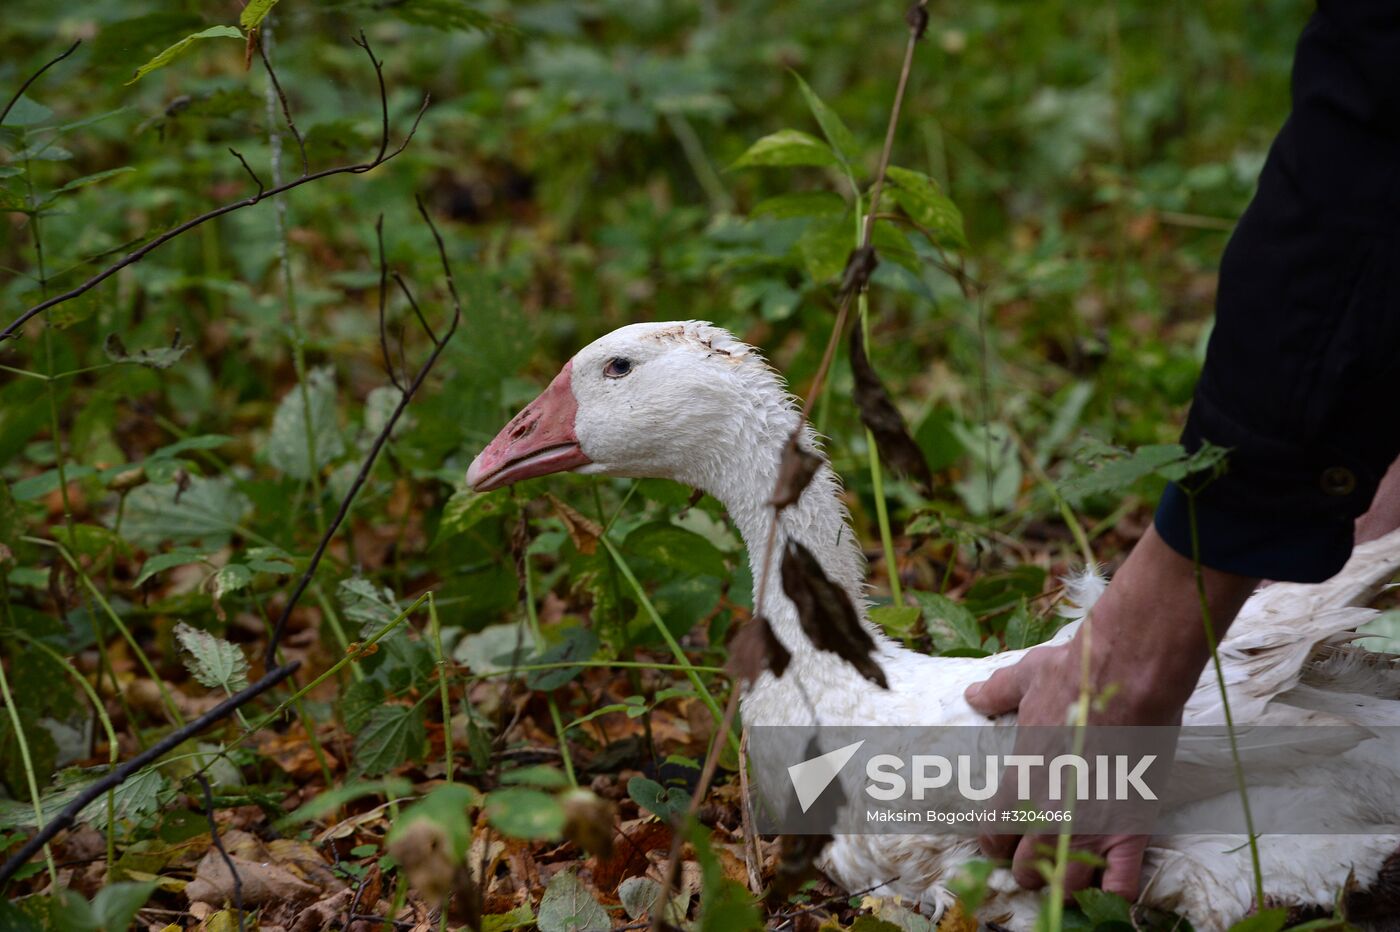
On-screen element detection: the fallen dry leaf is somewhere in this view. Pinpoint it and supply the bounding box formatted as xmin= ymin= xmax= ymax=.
xmin=185 ymin=849 xmax=321 ymax=908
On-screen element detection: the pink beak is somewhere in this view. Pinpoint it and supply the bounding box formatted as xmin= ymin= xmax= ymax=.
xmin=466 ymin=360 xmax=592 ymax=492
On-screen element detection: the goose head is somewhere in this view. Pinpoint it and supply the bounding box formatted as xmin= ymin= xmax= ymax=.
xmin=467 ymin=320 xmax=788 ymax=497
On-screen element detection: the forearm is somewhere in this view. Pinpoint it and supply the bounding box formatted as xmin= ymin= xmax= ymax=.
xmin=1076 ymin=526 xmax=1259 ymax=722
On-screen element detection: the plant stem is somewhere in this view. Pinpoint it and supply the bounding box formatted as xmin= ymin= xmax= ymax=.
xmin=520 ymin=542 xmax=578 ymax=785
xmin=427 ymin=592 xmax=454 ymax=785
xmin=0 ymin=649 xmax=57 ymax=886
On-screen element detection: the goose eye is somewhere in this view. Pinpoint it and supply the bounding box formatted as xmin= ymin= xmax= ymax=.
xmin=603 ymin=357 xmax=633 ymax=379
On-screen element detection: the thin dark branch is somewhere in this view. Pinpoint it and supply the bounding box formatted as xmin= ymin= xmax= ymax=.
xmin=264 ymin=199 xmax=463 ymax=666
xmin=228 ymin=148 xmax=265 ymax=197
xmin=374 ymin=216 xmax=404 ymax=390
xmin=392 ymin=272 xmax=439 ymax=346
xmin=0 ymin=662 xmax=300 ymax=885
xmin=255 ymin=32 xmax=309 ymax=177
xmin=196 ymin=775 xmax=245 ymax=932
xmin=352 ymin=31 xmax=391 ymax=165
xmin=0 ymin=37 xmax=431 ymax=343
xmin=0 ymin=40 xmax=80 ymax=127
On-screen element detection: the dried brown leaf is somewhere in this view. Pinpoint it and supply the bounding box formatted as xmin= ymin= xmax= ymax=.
xmin=184 ymin=849 xmax=320 ymax=907
xmin=725 ymin=615 xmax=791 ymax=689
xmin=547 ymin=493 xmax=603 ymax=555
xmin=771 ymin=432 xmax=822 ymax=511
xmin=780 ymin=539 xmax=888 ymax=688
xmin=850 ymin=327 xmax=932 ymax=492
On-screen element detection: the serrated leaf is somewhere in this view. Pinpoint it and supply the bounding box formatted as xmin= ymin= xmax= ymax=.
xmin=77 ymin=768 xmax=166 ymax=829
xmin=435 ymin=489 xmax=510 ymax=545
xmin=885 ymin=166 xmax=967 ymax=248
xmin=240 ymin=0 xmax=280 ymax=29
xmin=125 ymin=26 xmax=243 ymax=85
xmin=912 ymin=591 xmax=982 ymax=654
xmin=792 ymin=72 xmax=857 ymax=165
xmin=338 ymin=577 xmax=403 ymax=637
xmin=267 ymin=366 xmax=346 ymax=480
xmin=174 ymin=622 xmax=249 ymax=692
xmin=731 ymin=129 xmax=839 ymax=169
xmin=134 ymin=548 xmax=209 ymax=587
xmin=1057 ymin=444 xmax=1187 ymax=506
xmin=538 ymin=870 xmax=609 ymax=932
xmin=121 ymin=476 xmax=252 ymax=549
xmin=485 ymin=787 xmax=565 ymax=840
xmin=353 ymin=705 xmax=425 ymax=777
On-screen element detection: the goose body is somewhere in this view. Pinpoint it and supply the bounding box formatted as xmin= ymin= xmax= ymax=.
xmin=468 ymin=320 xmax=1400 ymax=929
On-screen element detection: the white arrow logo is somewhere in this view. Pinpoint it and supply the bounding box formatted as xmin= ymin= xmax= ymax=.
xmin=787 ymin=740 xmax=865 ymax=813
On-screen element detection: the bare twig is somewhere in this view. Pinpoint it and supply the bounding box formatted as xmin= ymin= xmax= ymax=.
xmin=264 ymin=196 xmax=463 ymax=666
xmin=374 ymin=216 xmax=404 ymax=391
xmin=196 ymin=775 xmax=245 ymax=932
xmin=0 ymin=40 xmax=80 ymax=127
xmin=254 ymin=31 xmax=309 ymax=177
xmin=649 ymin=6 xmax=932 ymax=926
xmin=0 ymin=36 xmax=430 ymax=343
xmin=0 ymin=662 xmax=300 ymax=885
xmin=228 ymin=148 xmax=266 ymax=197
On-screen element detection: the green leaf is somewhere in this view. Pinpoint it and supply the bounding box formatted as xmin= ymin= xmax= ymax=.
xmin=792 ymin=72 xmax=858 ymax=165
xmin=125 ymin=26 xmax=244 ymax=86
xmin=89 ymin=882 xmax=157 ymax=931
xmin=211 ymin=563 xmax=253 ymax=601
xmin=240 ymin=0 xmax=281 ymax=30
xmin=1225 ymin=909 xmax=1287 ymax=932
xmin=340 ymin=678 xmax=386 ymax=734
xmin=884 ymin=166 xmax=967 ymax=248
xmin=911 ymin=591 xmax=982 ymax=654
xmin=1 ymin=95 xmax=52 ymax=128
xmin=947 ymin=859 xmax=995 ymax=914
xmin=484 ymin=787 xmax=565 ymax=840
xmin=103 ymin=333 xmax=189 ymax=370
xmin=387 ymin=784 xmax=480 ymax=864
xmin=353 ymin=705 xmax=426 ymax=777
xmin=267 ymin=366 xmax=346 ymax=479
xmin=538 ymin=870 xmax=610 ymax=932
xmin=524 ymin=626 xmax=599 ymax=691
xmin=121 ymin=477 xmax=252 ymax=549
xmin=76 ymin=768 xmax=166 ymax=829
xmin=869 ymin=605 xmax=920 ymax=639
xmin=482 ymin=905 xmax=536 ymax=932
xmin=134 ymin=550 xmax=209 ymax=587
xmin=51 ymin=167 xmax=136 ymax=197
xmin=499 ymin=765 xmax=569 ymax=789
xmin=626 ymin=776 xmax=691 ymax=822
xmin=339 ymin=577 xmax=403 ymax=636
xmin=624 ymin=521 xmax=727 ymax=577
xmin=278 ymin=777 xmax=412 ymax=828
xmin=1057 ymin=443 xmax=1187 ymax=506
xmin=796 ymin=216 xmax=851 ymax=283
xmin=173 ymin=622 xmax=249 ymax=692
xmin=435 ymin=489 xmax=511 ymax=545
xmin=731 ymin=129 xmax=839 ymax=169
xmin=11 ymin=465 xmax=97 ymax=502
xmin=618 ymin=876 xmax=689 ymax=925
xmin=749 ymin=191 xmax=847 ymax=220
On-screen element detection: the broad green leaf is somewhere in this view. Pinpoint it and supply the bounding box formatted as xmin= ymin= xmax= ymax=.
xmin=538 ymin=870 xmax=609 ymax=932
xmin=353 ymin=705 xmax=425 ymax=776
xmin=387 ymin=783 xmax=480 ymax=863
xmin=626 ymin=776 xmax=691 ymax=822
xmin=1225 ymin=910 xmax=1287 ymax=932
xmin=125 ymin=26 xmax=244 ymax=86
xmin=211 ymin=563 xmax=253 ymax=601
xmin=624 ymin=521 xmax=727 ymax=577
xmin=1074 ymin=887 xmax=1134 ymax=925
xmin=121 ymin=476 xmax=251 ymax=549
xmin=885 ymin=166 xmax=967 ymax=248
xmin=11 ymin=465 xmax=97 ymax=502
xmin=340 ymin=678 xmax=386 ymax=734
xmin=267 ymin=366 xmax=346 ymax=480
xmin=1057 ymin=443 xmax=1187 ymax=506
xmin=240 ymin=0 xmax=281 ymax=29
xmin=618 ymin=876 xmax=689 ymax=925
xmin=796 ymin=216 xmax=852 ymax=283
xmin=947 ymin=858 xmax=995 ymax=914
xmin=174 ymin=622 xmax=249 ymax=692
xmin=89 ymin=881 xmax=157 ymax=931
xmin=749 ymin=191 xmax=846 ymax=220
xmin=135 ymin=549 xmax=208 ymax=588
xmin=500 ymin=765 xmax=569 ymax=789
xmin=278 ymin=777 xmax=413 ymax=828
xmin=482 ymin=906 xmax=535 ymax=932
xmin=912 ymin=591 xmax=982 ymax=654
xmin=76 ymin=768 xmax=166 ymax=829
xmin=524 ymin=626 xmax=599 ymax=691
xmin=731 ymin=129 xmax=839 ymax=169
xmin=869 ymin=604 xmax=920 ymax=639
xmin=2 ymin=95 xmax=52 ymax=127
xmin=792 ymin=72 xmax=857 ymax=165
xmin=484 ymin=787 xmax=565 ymax=840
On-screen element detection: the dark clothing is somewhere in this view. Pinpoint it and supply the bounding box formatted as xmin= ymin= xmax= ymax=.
xmin=1154 ymin=1 xmax=1400 ymax=582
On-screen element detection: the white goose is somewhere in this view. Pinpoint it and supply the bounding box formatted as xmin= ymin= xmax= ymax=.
xmin=467 ymin=320 xmax=1400 ymax=929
